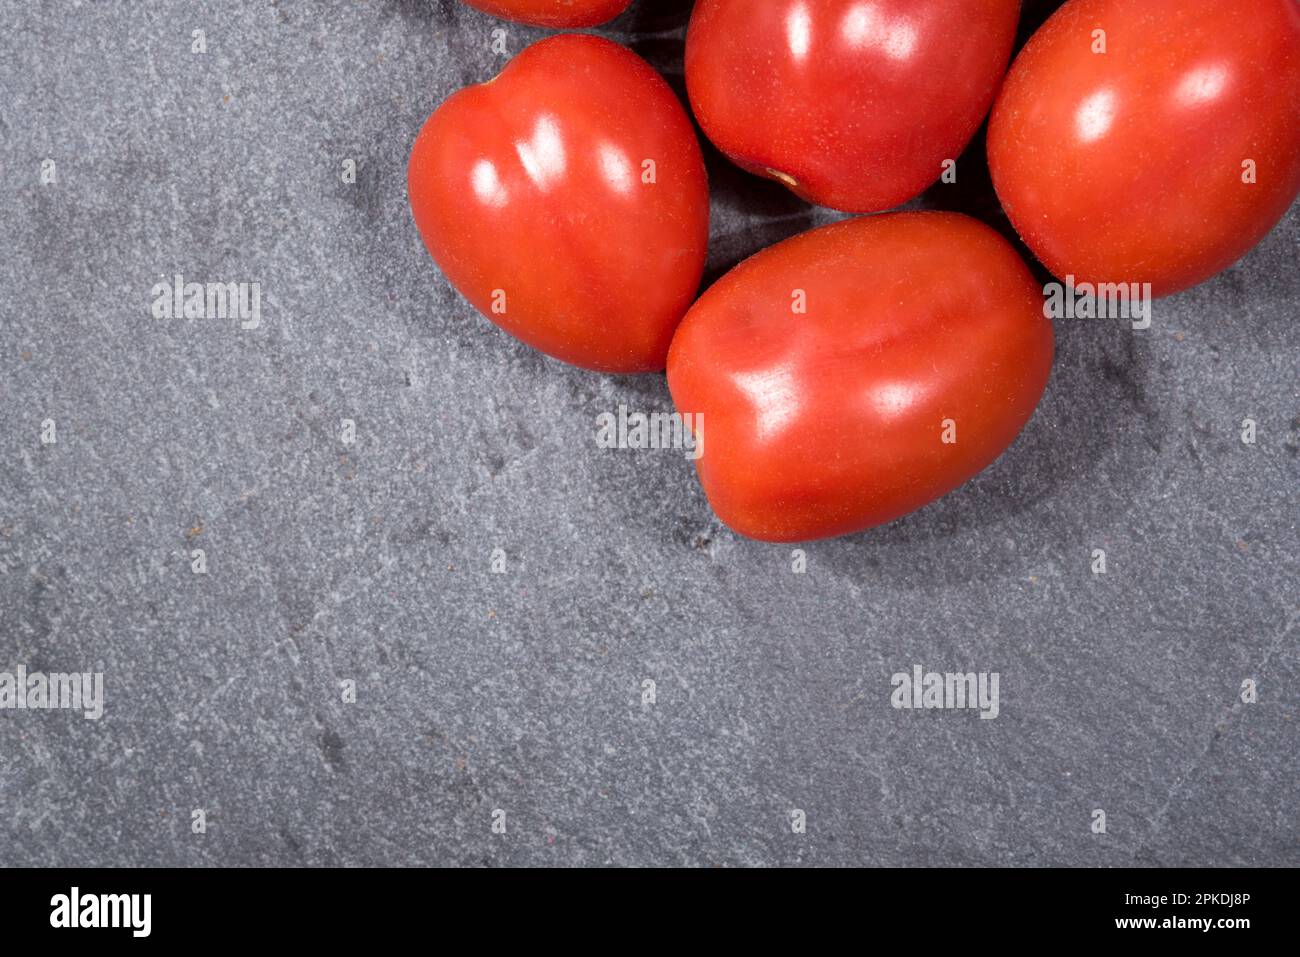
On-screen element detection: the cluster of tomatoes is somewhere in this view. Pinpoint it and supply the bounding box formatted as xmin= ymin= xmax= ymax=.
xmin=409 ymin=0 xmax=1300 ymax=543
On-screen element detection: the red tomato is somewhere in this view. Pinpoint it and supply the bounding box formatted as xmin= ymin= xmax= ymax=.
xmin=988 ymin=0 xmax=1300 ymax=297
xmin=459 ymin=0 xmax=630 ymax=28
xmin=667 ymin=212 xmax=1054 ymax=542
xmin=408 ymin=35 xmax=709 ymax=373
xmin=684 ymin=0 xmax=1022 ymax=213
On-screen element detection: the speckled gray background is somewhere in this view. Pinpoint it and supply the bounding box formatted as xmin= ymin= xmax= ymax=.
xmin=0 ymin=0 xmax=1296 ymax=867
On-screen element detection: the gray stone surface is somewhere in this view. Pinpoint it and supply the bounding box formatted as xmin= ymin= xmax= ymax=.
xmin=0 ymin=0 xmax=1295 ymax=867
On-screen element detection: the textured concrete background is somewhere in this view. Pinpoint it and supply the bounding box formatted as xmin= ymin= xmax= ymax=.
xmin=0 ymin=0 xmax=1296 ymax=867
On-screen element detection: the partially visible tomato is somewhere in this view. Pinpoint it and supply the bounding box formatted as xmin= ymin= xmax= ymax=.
xmin=988 ymin=0 xmax=1300 ymax=297
xmin=667 ymin=212 xmax=1054 ymax=543
xmin=459 ymin=0 xmax=631 ymax=28
xmin=684 ymin=0 xmax=1022 ymax=213
xmin=408 ymin=34 xmax=709 ymax=373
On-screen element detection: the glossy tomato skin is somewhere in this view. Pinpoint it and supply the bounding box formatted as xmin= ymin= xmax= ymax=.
xmin=685 ymin=0 xmax=1021 ymax=213
xmin=667 ymin=213 xmax=1054 ymax=543
xmin=459 ymin=0 xmax=631 ymax=28
xmin=409 ymin=34 xmax=709 ymax=373
xmin=988 ymin=0 xmax=1300 ymax=298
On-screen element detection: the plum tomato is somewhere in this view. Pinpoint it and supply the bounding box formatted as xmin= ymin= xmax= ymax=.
xmin=667 ymin=212 xmax=1055 ymax=542
xmin=684 ymin=0 xmax=1022 ymax=213
xmin=408 ymin=34 xmax=709 ymax=373
xmin=988 ymin=0 xmax=1300 ymax=297
xmin=458 ymin=0 xmax=631 ymax=28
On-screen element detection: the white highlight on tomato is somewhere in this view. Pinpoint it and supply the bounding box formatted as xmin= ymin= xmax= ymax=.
xmin=516 ymin=114 xmax=567 ymax=190
xmin=471 ymin=159 xmax=509 ymax=208
xmin=1075 ymin=89 xmax=1117 ymax=143
xmin=786 ymin=3 xmax=813 ymax=63
xmin=597 ymin=142 xmax=635 ymax=196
